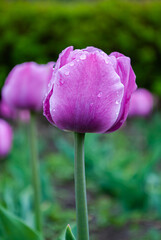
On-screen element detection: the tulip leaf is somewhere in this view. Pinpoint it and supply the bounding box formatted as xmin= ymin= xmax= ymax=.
xmin=0 ymin=206 xmax=41 ymax=240
xmin=65 ymin=225 xmax=76 ymax=240
xmin=57 ymin=224 xmax=76 ymax=240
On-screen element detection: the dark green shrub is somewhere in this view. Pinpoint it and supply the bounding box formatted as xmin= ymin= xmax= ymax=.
xmin=0 ymin=0 xmax=161 ymax=94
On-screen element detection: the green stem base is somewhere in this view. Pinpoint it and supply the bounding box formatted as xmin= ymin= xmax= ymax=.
xmin=74 ymin=132 xmax=89 ymax=240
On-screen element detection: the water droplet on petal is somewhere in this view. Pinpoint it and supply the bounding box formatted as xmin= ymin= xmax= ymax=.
xmin=64 ymin=70 xmax=69 ymax=76
xmin=104 ymin=59 xmax=109 ymax=64
xmin=80 ymin=54 xmax=86 ymax=60
xmin=115 ymin=100 xmax=119 ymax=104
xmin=97 ymin=92 xmax=102 ymax=98
xmin=70 ymin=62 xmax=74 ymax=66
xmin=116 ymin=111 xmax=119 ymax=116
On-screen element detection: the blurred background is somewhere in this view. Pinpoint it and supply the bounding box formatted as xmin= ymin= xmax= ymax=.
xmin=1 ymin=0 xmax=161 ymax=239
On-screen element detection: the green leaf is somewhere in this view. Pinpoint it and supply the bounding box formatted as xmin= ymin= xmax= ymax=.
xmin=0 ymin=206 xmax=41 ymax=240
xmin=65 ymin=225 xmax=76 ymax=240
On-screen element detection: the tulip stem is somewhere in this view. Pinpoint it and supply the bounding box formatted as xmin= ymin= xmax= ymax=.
xmin=30 ymin=113 xmax=43 ymax=238
xmin=74 ymin=132 xmax=89 ymax=240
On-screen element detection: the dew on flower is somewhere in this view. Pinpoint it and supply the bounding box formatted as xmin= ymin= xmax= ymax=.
xmin=70 ymin=62 xmax=74 ymax=66
xmin=97 ymin=92 xmax=102 ymax=98
xmin=105 ymin=59 xmax=109 ymax=64
xmin=115 ymin=100 xmax=119 ymax=104
xmin=80 ymin=54 xmax=86 ymax=60
xmin=64 ymin=70 xmax=70 ymax=76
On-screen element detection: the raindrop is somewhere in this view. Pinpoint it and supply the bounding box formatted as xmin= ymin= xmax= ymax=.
xmin=97 ymin=92 xmax=102 ymax=98
xmin=64 ymin=70 xmax=69 ymax=76
xmin=80 ymin=54 xmax=86 ymax=60
xmin=115 ymin=100 xmax=119 ymax=104
xmin=70 ymin=62 xmax=74 ymax=66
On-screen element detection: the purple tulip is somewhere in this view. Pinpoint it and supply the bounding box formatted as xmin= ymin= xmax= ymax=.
xmin=44 ymin=46 xmax=137 ymax=133
xmin=2 ymin=62 xmax=54 ymax=112
xmin=129 ymin=88 xmax=154 ymax=117
xmin=0 ymin=119 xmax=13 ymax=158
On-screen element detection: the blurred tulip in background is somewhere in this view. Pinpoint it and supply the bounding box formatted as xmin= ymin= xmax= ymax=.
xmin=129 ymin=88 xmax=154 ymax=117
xmin=2 ymin=62 xmax=54 ymax=112
xmin=0 ymin=119 xmax=13 ymax=158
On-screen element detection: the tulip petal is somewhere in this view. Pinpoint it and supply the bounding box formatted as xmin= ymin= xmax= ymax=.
xmin=49 ymin=52 xmax=124 ymax=133
xmin=54 ymin=46 xmax=73 ymax=71
xmin=43 ymin=87 xmax=55 ymax=125
xmin=107 ymin=53 xmax=137 ymax=132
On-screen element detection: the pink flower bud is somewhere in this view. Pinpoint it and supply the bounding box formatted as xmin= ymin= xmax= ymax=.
xmin=2 ymin=62 xmax=54 ymax=112
xmin=0 ymin=119 xmax=13 ymax=158
xmin=43 ymin=47 xmax=137 ymax=133
xmin=129 ymin=88 xmax=154 ymax=117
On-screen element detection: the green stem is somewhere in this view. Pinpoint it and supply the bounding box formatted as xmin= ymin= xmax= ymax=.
xmin=74 ymin=132 xmax=89 ymax=240
xmin=29 ymin=113 xmax=43 ymax=237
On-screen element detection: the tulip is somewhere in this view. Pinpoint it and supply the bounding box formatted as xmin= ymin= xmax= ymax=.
xmin=0 ymin=119 xmax=12 ymax=158
xmin=43 ymin=46 xmax=137 ymax=240
xmin=2 ymin=61 xmax=54 ymax=238
xmin=44 ymin=46 xmax=137 ymax=133
xmin=129 ymin=88 xmax=153 ymax=117
xmin=2 ymin=62 xmax=54 ymax=112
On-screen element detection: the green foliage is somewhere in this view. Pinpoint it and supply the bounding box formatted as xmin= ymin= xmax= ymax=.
xmin=0 ymin=124 xmax=54 ymax=228
xmin=1 ymin=113 xmax=161 ymax=238
xmin=55 ymin=113 xmax=161 ymax=213
xmin=57 ymin=224 xmax=77 ymax=240
xmin=0 ymin=205 xmax=41 ymax=240
xmin=0 ymin=0 xmax=161 ymax=93
xmin=65 ymin=225 xmax=76 ymax=240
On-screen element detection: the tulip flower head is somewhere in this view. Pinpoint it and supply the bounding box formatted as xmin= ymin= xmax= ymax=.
xmin=2 ymin=62 xmax=54 ymax=112
xmin=44 ymin=46 xmax=137 ymax=133
xmin=129 ymin=88 xmax=154 ymax=117
xmin=0 ymin=119 xmax=13 ymax=158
